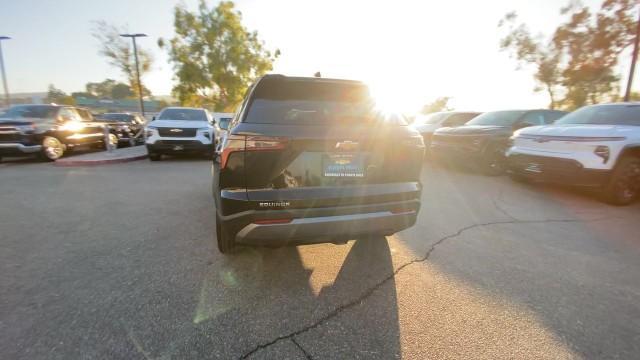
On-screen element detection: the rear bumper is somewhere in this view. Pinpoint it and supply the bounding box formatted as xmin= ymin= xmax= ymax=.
xmin=507 ymin=153 xmax=610 ymax=187
xmin=0 ymin=143 xmax=42 ymax=155
xmin=219 ymin=199 xmax=420 ymax=246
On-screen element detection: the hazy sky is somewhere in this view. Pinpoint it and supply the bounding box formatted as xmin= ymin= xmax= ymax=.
xmin=0 ymin=0 xmax=636 ymax=113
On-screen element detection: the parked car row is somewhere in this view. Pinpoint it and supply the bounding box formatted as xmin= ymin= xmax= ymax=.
xmin=0 ymin=104 xmax=149 ymax=161
xmin=417 ymin=104 xmax=640 ymax=205
xmin=0 ymin=104 xmax=117 ymax=161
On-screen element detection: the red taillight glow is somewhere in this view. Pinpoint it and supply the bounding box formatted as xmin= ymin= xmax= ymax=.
xmin=253 ymin=218 xmax=293 ymax=225
xmin=220 ymin=135 xmax=288 ymax=169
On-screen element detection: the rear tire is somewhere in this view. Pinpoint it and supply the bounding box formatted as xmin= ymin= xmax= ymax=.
xmin=216 ymin=216 xmax=236 ymax=254
xmin=602 ymin=157 xmax=640 ymax=206
xmin=148 ymin=152 xmax=161 ymax=161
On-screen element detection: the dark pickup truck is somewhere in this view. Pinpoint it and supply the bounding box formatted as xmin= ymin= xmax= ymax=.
xmin=0 ymin=104 xmax=112 ymax=161
xmin=94 ymin=112 xmax=146 ymax=146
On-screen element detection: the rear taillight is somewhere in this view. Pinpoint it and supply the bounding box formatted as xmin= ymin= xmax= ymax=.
xmin=245 ymin=136 xmax=288 ymax=151
xmin=220 ymin=135 xmax=288 ymax=169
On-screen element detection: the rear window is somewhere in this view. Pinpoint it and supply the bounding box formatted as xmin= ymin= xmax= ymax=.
xmin=158 ymin=108 xmax=207 ymax=121
xmin=556 ymin=104 xmax=640 ymax=126
xmin=244 ymin=79 xmax=404 ymax=125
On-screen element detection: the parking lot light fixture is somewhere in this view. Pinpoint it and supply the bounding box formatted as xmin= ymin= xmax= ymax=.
xmin=119 ymin=33 xmax=147 ymax=116
xmin=0 ymin=36 xmax=11 ymax=109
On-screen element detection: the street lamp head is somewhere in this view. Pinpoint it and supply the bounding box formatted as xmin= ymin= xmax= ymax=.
xmin=0 ymin=36 xmax=11 ymax=41
xmin=119 ymin=33 xmax=147 ymax=38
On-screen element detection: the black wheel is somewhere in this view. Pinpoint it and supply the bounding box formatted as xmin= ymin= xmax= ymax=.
xmin=602 ymin=157 xmax=640 ymax=206
xmin=148 ymin=152 xmax=161 ymax=161
xmin=39 ymin=136 xmax=65 ymax=161
xmin=216 ymin=216 xmax=236 ymax=254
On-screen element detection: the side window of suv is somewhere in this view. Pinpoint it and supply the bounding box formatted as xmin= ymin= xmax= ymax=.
xmin=76 ymin=108 xmax=93 ymax=122
xmin=59 ymin=108 xmax=81 ymax=123
xmin=521 ymin=111 xmax=546 ymax=126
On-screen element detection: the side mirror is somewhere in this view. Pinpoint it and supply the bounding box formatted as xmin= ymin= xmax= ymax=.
xmin=152 ymin=116 xmax=156 ymax=121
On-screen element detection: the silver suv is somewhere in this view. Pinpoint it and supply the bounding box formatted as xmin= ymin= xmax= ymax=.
xmin=144 ymin=107 xmax=215 ymax=161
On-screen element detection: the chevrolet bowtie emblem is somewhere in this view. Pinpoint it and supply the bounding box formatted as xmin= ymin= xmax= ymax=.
xmin=169 ymin=128 xmax=183 ymax=133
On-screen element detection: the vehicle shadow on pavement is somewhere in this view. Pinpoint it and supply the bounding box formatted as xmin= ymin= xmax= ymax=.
xmin=181 ymin=238 xmax=400 ymax=359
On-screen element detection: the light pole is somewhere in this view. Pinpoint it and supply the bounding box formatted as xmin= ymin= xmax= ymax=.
xmin=0 ymin=36 xmax=11 ymax=108
xmin=119 ymin=33 xmax=147 ymax=116
xmin=624 ymin=9 xmax=640 ymax=102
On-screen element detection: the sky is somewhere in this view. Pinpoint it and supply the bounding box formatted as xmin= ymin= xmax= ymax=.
xmin=0 ymin=0 xmax=636 ymax=113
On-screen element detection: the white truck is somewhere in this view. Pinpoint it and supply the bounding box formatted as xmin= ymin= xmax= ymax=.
xmin=507 ymin=103 xmax=640 ymax=205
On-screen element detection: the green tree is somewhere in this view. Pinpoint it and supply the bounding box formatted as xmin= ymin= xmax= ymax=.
xmin=84 ymin=79 xmax=149 ymax=99
xmin=500 ymin=0 xmax=638 ymax=110
xmin=91 ymin=21 xmax=153 ymax=99
xmin=499 ymin=13 xmax=563 ymax=109
xmin=45 ymin=85 xmax=75 ymax=105
xmin=421 ymin=97 xmax=453 ymax=114
xmin=160 ymin=0 xmax=280 ymax=110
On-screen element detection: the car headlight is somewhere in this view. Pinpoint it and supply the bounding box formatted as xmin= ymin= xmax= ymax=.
xmin=144 ymin=127 xmax=157 ymax=138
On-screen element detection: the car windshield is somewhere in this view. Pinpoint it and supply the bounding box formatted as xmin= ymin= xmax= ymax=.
xmin=414 ymin=113 xmax=447 ymax=125
xmin=555 ymin=104 xmax=640 ymax=126
xmin=158 ymin=108 xmax=207 ymax=121
xmin=466 ymin=110 xmax=526 ymax=126
xmin=1 ymin=105 xmax=58 ymax=121
xmin=99 ymin=113 xmax=134 ymax=122
xmin=218 ymin=117 xmax=232 ymax=129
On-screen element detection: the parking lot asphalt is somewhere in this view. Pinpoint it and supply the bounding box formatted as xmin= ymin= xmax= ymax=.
xmin=1 ymin=157 xmax=639 ymax=359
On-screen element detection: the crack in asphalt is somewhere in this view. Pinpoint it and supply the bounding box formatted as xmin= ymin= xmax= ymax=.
xmin=291 ymin=337 xmax=313 ymax=360
xmin=238 ymin=216 xmax=614 ymax=359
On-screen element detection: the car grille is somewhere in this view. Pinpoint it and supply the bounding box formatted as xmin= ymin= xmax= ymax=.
xmin=157 ymin=128 xmax=197 ymax=137
xmin=155 ymin=140 xmax=202 ymax=146
xmin=0 ymin=133 xmax=23 ymax=142
xmin=508 ymin=154 xmax=583 ymax=173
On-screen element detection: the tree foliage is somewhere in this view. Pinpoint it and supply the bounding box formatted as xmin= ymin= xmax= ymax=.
xmin=161 ymin=0 xmax=280 ymax=111
xmin=421 ymin=97 xmax=453 ymax=114
xmin=499 ymin=0 xmax=638 ymax=110
xmin=82 ymin=79 xmax=149 ymax=100
xmin=91 ymin=21 xmax=153 ymax=98
xmin=45 ymin=85 xmax=75 ymax=105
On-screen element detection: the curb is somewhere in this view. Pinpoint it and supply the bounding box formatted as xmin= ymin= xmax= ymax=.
xmin=54 ymin=153 xmax=148 ymax=167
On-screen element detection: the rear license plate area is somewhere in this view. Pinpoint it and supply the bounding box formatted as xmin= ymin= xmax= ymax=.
xmin=323 ymin=153 xmax=365 ymax=178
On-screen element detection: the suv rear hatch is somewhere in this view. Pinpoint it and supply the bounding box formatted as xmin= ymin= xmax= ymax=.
xmin=222 ymin=76 xmax=424 ymax=210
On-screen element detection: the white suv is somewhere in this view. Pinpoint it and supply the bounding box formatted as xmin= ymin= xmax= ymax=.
xmin=507 ymin=103 xmax=640 ymax=205
xmin=145 ymin=107 xmax=215 ymax=161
